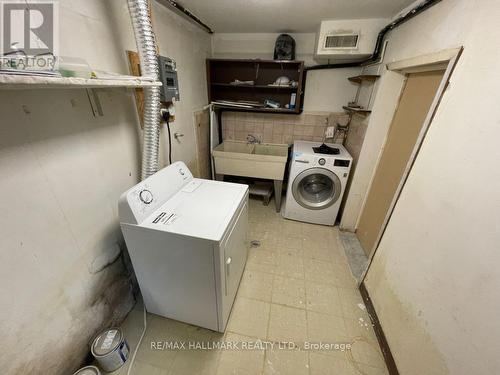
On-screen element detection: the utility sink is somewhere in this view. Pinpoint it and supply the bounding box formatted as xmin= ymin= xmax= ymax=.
xmin=253 ymin=143 xmax=288 ymax=157
xmin=212 ymin=140 xmax=289 ymax=211
xmin=213 ymin=140 xmax=288 ymax=179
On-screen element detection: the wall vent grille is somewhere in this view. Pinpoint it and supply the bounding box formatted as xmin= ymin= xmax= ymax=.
xmin=324 ymin=34 xmax=359 ymax=49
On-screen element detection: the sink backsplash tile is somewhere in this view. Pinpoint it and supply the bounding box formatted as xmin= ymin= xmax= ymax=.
xmin=221 ymin=111 xmax=348 ymax=145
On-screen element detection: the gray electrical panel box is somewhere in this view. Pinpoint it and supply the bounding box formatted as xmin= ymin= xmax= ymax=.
xmin=157 ymin=55 xmax=180 ymax=102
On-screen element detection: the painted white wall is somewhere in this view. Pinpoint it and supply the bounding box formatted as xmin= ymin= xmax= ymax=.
xmin=354 ymin=0 xmax=500 ymax=373
xmin=107 ymin=0 xmax=212 ymax=170
xmin=212 ymin=33 xmax=317 ymax=64
xmin=0 ymin=1 xmax=210 ymax=373
xmin=212 ymin=33 xmax=361 ymax=112
xmin=340 ymin=0 xmax=470 ymax=231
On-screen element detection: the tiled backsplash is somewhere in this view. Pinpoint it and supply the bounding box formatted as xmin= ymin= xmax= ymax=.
xmin=221 ymin=111 xmax=349 ymax=145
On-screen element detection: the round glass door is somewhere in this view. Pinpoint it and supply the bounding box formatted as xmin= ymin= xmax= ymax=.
xmin=292 ymin=168 xmax=341 ymax=210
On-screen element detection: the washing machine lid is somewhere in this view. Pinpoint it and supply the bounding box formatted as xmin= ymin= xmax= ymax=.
xmin=141 ymin=179 xmax=248 ymax=241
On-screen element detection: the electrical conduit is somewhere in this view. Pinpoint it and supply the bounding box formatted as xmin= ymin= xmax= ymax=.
xmin=128 ymin=0 xmax=161 ymax=180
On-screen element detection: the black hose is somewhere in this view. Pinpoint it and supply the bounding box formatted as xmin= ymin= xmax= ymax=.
xmin=305 ymin=62 xmax=362 ymax=71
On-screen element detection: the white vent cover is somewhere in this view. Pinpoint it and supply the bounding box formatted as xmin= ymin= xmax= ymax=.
xmin=315 ymin=19 xmax=388 ymax=62
xmin=324 ymin=34 xmax=359 ymax=49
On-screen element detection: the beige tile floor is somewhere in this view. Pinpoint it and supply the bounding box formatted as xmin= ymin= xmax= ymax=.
xmin=114 ymin=198 xmax=388 ymax=375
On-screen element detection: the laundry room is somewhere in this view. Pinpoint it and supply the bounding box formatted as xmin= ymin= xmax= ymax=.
xmin=1 ymin=0 xmax=499 ymax=374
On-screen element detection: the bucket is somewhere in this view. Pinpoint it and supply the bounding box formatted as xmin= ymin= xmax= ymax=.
xmin=91 ymin=328 xmax=129 ymax=372
xmin=72 ymin=365 xmax=101 ymax=375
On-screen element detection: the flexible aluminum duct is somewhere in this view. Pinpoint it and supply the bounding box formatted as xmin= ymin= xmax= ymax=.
xmin=128 ymin=0 xmax=161 ymax=180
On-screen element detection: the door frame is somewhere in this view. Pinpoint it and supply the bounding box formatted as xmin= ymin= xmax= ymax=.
xmin=359 ymin=47 xmax=463 ymax=283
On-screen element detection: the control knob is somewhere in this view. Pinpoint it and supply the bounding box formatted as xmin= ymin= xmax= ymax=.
xmin=139 ymin=189 xmax=153 ymax=204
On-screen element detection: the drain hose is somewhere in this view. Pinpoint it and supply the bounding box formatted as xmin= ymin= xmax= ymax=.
xmin=128 ymin=0 xmax=161 ymax=180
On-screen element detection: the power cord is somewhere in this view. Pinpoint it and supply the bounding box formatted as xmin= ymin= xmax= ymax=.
xmin=161 ymin=108 xmax=172 ymax=165
xmin=166 ymin=119 xmax=172 ymax=165
xmin=126 ymin=303 xmax=147 ymax=375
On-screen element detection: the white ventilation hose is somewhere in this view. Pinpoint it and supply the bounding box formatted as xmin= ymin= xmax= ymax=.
xmin=128 ymin=0 xmax=161 ymax=180
xmin=126 ymin=1 xmax=156 ymax=372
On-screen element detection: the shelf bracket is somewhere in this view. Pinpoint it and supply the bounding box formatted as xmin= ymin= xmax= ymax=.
xmin=86 ymin=88 xmax=104 ymax=117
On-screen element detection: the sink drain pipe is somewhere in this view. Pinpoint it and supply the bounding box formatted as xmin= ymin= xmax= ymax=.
xmin=128 ymin=0 xmax=162 ymax=180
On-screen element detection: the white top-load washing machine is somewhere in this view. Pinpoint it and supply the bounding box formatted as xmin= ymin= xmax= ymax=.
xmin=119 ymin=161 xmax=248 ymax=332
xmin=283 ymin=141 xmax=352 ymax=226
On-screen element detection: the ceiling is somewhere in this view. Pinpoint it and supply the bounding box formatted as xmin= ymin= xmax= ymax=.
xmin=174 ymin=0 xmax=416 ymax=33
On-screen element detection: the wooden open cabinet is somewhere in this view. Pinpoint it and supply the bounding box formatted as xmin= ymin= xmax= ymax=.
xmin=206 ymin=59 xmax=305 ymax=114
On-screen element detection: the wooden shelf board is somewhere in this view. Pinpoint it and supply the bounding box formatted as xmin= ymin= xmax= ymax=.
xmin=211 ymin=83 xmax=297 ymax=90
xmin=212 ymin=104 xmax=300 ymax=114
xmin=0 ymin=73 xmax=162 ymax=89
xmin=207 ymin=58 xmax=303 ymax=65
xmin=348 ymin=75 xmax=380 ymax=84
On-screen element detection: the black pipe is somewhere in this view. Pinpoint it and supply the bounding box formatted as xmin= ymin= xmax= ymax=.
xmin=157 ymin=0 xmax=214 ymax=34
xmin=305 ymin=62 xmax=361 ymax=71
xmin=305 ymin=0 xmax=442 ymax=71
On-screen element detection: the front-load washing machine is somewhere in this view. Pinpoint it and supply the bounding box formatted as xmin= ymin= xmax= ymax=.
xmin=119 ymin=161 xmax=248 ymax=332
xmin=283 ymin=141 xmax=352 ymax=226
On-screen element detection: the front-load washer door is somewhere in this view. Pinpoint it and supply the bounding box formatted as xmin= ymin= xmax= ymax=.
xmin=292 ymin=168 xmax=341 ymax=210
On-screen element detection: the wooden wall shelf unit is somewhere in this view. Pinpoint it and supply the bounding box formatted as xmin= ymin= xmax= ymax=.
xmin=343 ymin=74 xmax=379 ymax=116
xmin=206 ymin=59 xmax=305 ymax=114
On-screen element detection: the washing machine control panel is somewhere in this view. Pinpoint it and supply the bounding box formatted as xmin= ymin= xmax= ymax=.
xmin=313 ymin=156 xmax=332 ymax=166
xmin=120 ymin=161 xmax=195 ymax=225
xmin=177 ymin=165 xmax=189 ymax=179
xmin=334 ymin=159 xmax=351 ymax=167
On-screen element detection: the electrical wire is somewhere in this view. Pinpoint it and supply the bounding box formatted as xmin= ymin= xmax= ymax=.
xmin=166 ymin=119 xmax=172 ymax=165
xmin=126 ymin=303 xmax=147 ymax=375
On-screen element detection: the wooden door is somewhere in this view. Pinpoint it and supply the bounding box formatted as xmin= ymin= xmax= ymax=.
xmin=357 ymin=70 xmax=445 ymax=256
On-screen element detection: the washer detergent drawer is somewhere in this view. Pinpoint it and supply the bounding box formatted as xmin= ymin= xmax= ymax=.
xmin=219 ymin=199 xmax=248 ymax=330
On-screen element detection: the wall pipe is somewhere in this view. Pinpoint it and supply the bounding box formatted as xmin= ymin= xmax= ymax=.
xmin=128 ymin=0 xmax=162 ymax=180
xmin=305 ymin=0 xmax=443 ymax=71
xmin=156 ymin=0 xmax=214 ymax=34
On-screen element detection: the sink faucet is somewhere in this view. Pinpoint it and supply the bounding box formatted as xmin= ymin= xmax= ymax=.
xmin=246 ymin=134 xmax=261 ymax=144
